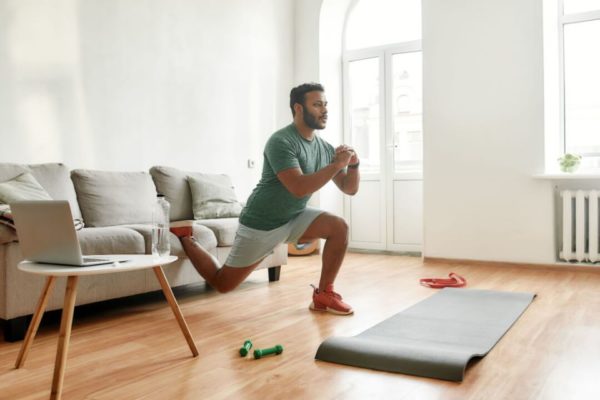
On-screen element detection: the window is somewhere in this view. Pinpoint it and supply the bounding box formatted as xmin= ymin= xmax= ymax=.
xmin=558 ymin=1 xmax=600 ymax=165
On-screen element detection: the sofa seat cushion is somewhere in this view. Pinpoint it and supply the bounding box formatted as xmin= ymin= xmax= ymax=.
xmin=170 ymin=223 xmax=219 ymax=258
xmin=190 ymin=223 xmax=219 ymax=249
xmin=0 ymin=163 xmax=83 ymax=220
xmin=195 ymin=218 xmax=238 ymax=246
xmin=77 ymin=227 xmax=146 ymax=255
xmin=71 ymin=169 xmax=156 ymax=227
xmin=121 ymin=223 xmax=218 ymax=256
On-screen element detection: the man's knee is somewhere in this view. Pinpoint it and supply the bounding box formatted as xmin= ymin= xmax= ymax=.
xmin=215 ymin=283 xmax=236 ymax=294
xmin=330 ymin=215 xmax=349 ymax=241
xmin=304 ymin=213 xmax=349 ymax=240
xmin=211 ymin=264 xmax=257 ymax=293
xmin=212 ymin=277 xmax=242 ymax=293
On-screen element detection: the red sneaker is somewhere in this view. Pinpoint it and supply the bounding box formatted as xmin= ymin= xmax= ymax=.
xmin=309 ymin=284 xmax=353 ymax=315
xmin=169 ymin=223 xmax=193 ymax=238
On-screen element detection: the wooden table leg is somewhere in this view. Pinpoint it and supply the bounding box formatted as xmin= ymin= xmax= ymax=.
xmin=15 ymin=276 xmax=57 ymax=368
xmin=50 ymin=276 xmax=79 ymax=400
xmin=153 ymin=266 xmax=199 ymax=357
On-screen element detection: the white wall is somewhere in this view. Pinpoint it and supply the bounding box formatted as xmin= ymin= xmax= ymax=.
xmin=422 ymin=0 xmax=555 ymax=263
xmin=294 ymin=0 xmax=350 ymax=216
xmin=2 ymin=0 xmax=562 ymax=264
xmin=0 ymin=0 xmax=295 ymax=200
xmin=294 ymin=0 xmax=322 ymax=84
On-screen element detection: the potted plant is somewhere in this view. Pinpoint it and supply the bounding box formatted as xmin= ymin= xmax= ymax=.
xmin=558 ymin=153 xmax=582 ymax=173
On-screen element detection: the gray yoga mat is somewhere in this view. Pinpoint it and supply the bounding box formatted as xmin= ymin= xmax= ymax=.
xmin=315 ymin=288 xmax=535 ymax=381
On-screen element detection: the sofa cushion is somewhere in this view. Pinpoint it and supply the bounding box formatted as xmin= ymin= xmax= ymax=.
xmin=28 ymin=164 xmax=83 ymax=220
xmin=171 ymin=223 xmax=219 ymax=258
xmin=150 ymin=166 xmax=243 ymax=222
xmin=77 ymin=227 xmax=146 ymax=255
xmin=121 ymin=223 xmax=218 ymax=255
xmin=190 ymin=224 xmax=219 ymax=249
xmin=150 ymin=166 xmax=194 ymax=221
xmin=0 ymin=163 xmax=26 ymax=181
xmin=188 ymin=174 xmax=243 ymax=219
xmin=195 ymin=218 xmax=238 ymax=246
xmin=72 ymin=169 xmax=156 ymax=227
xmin=0 ymin=172 xmax=52 ymax=204
xmin=0 ymin=163 xmax=83 ymax=220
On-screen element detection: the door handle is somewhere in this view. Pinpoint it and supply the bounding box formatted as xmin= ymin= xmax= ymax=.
xmin=387 ymin=132 xmax=401 ymax=149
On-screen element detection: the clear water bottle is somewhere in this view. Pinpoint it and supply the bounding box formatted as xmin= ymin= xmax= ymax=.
xmin=152 ymin=194 xmax=171 ymax=257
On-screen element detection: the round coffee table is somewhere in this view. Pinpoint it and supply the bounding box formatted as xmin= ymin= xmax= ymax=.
xmin=14 ymin=254 xmax=199 ymax=400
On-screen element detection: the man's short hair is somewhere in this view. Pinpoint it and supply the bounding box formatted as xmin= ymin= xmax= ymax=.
xmin=290 ymin=83 xmax=324 ymax=116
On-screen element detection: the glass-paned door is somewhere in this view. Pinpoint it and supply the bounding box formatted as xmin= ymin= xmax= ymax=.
xmin=344 ymin=45 xmax=423 ymax=251
xmin=345 ymin=56 xmax=385 ymax=246
xmin=387 ymin=51 xmax=423 ymax=250
xmin=391 ymin=52 xmax=423 ymax=171
xmin=348 ymin=57 xmax=381 ymax=174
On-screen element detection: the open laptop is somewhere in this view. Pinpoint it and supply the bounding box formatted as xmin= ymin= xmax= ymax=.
xmin=11 ymin=200 xmax=128 ymax=266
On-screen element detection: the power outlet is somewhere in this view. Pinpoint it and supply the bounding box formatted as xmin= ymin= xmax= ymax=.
xmin=247 ymin=159 xmax=256 ymax=169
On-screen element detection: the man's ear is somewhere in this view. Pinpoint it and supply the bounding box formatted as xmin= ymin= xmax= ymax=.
xmin=293 ymin=103 xmax=303 ymax=116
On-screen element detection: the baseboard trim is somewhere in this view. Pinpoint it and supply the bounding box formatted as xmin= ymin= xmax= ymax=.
xmin=348 ymin=248 xmax=421 ymax=257
xmin=423 ymin=257 xmax=600 ymax=273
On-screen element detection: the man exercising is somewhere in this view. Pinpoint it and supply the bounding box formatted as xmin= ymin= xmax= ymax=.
xmin=176 ymin=83 xmax=360 ymax=315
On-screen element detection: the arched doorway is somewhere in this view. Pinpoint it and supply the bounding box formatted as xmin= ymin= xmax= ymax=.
xmin=320 ymin=0 xmax=423 ymax=252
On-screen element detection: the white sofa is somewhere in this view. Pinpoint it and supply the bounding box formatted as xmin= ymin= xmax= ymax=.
xmin=0 ymin=163 xmax=287 ymax=341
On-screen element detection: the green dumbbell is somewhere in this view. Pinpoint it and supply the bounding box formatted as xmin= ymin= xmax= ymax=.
xmin=253 ymin=344 xmax=283 ymax=359
xmin=239 ymin=340 xmax=253 ymax=357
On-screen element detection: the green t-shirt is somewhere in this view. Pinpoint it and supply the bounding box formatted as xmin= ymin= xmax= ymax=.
xmin=239 ymin=123 xmax=335 ymax=230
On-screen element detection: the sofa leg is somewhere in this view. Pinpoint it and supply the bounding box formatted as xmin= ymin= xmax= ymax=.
xmin=2 ymin=316 xmax=31 ymax=342
xmin=268 ymin=266 xmax=281 ymax=282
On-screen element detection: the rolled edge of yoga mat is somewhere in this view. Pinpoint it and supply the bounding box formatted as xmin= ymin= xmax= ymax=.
xmin=315 ymin=337 xmax=471 ymax=381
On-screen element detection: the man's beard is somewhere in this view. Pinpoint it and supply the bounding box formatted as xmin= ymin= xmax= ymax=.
xmin=302 ymin=108 xmax=325 ymax=130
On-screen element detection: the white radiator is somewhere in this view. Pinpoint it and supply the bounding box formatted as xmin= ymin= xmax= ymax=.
xmin=560 ymin=189 xmax=600 ymax=262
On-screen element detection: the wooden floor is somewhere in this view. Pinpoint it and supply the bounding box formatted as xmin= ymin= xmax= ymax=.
xmin=1 ymin=252 xmax=600 ymax=400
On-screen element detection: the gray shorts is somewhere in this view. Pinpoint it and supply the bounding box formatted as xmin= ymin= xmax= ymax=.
xmin=225 ymin=207 xmax=325 ymax=268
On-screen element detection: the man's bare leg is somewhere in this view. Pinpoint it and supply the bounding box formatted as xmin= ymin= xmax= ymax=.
xmin=181 ymin=237 xmax=260 ymax=293
xmin=297 ymin=212 xmax=349 ymax=291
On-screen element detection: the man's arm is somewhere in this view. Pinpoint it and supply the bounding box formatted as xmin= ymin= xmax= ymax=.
xmin=332 ymin=145 xmax=360 ymax=195
xmin=332 ymin=165 xmax=360 ymax=195
xmin=277 ymin=150 xmax=353 ymax=198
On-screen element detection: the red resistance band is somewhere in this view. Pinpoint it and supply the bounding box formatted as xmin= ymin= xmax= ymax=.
xmin=419 ymin=272 xmax=467 ymax=289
